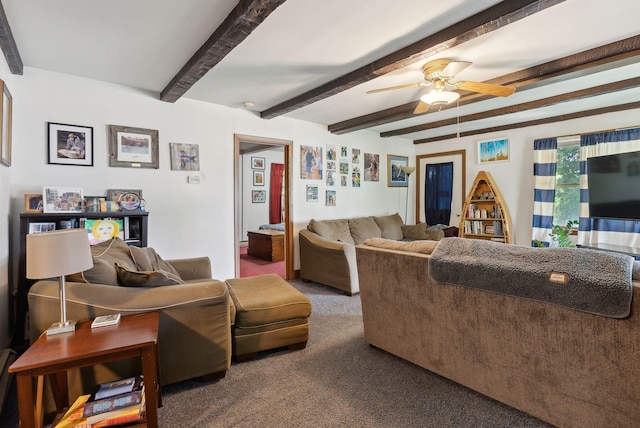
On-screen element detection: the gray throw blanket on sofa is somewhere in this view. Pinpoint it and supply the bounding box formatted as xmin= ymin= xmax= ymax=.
xmin=429 ymin=237 xmax=634 ymax=318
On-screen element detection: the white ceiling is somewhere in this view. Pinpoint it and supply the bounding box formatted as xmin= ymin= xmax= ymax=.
xmin=3 ymin=0 xmax=640 ymax=142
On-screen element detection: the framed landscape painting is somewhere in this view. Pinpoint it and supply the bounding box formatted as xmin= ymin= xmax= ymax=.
xmin=478 ymin=138 xmax=509 ymax=163
xmin=109 ymin=125 xmax=159 ymax=169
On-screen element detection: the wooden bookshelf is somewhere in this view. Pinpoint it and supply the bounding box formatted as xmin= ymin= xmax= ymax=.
xmin=459 ymin=171 xmax=513 ymax=244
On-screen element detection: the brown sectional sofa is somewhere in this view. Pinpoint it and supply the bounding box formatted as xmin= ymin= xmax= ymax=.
xmin=299 ymin=213 xmax=443 ymax=295
xmin=356 ymin=239 xmax=640 ymax=428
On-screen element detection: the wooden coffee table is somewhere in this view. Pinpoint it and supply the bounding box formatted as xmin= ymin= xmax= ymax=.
xmin=9 ymin=311 xmax=161 ymax=428
xmin=247 ymin=230 xmax=285 ymax=262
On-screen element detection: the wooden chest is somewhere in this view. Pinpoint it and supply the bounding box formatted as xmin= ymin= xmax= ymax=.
xmin=247 ymin=230 xmax=285 ymax=262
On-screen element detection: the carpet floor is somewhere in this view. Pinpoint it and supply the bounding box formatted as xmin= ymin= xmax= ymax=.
xmin=239 ymin=244 xmax=285 ymax=278
xmin=1 ymin=280 xmax=553 ymax=428
xmin=156 ymin=280 xmax=552 ymax=428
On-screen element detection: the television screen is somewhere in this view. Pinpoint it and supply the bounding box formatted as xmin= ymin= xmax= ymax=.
xmin=587 ymin=151 xmax=640 ymax=220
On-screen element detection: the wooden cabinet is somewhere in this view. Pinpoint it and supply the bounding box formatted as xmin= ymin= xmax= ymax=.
xmin=12 ymin=211 xmax=149 ymax=348
xmin=459 ymin=171 xmax=513 ymax=244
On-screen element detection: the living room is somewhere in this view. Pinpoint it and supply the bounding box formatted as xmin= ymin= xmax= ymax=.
xmin=1 ymin=1 xmax=640 ymax=426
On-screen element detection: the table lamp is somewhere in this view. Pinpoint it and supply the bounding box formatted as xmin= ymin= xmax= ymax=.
xmin=401 ymin=166 xmax=416 ymax=223
xmin=26 ymin=229 xmax=93 ymax=335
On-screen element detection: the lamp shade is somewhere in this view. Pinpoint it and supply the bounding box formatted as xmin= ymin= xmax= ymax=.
xmin=26 ymin=229 xmax=93 ymax=279
xmin=420 ymin=90 xmax=460 ymax=106
xmin=401 ymin=166 xmax=416 ymax=175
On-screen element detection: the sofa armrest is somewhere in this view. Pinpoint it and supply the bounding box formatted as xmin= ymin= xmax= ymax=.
xmin=299 ymin=229 xmax=359 ymax=295
xmin=167 ymin=256 xmax=212 ymax=281
xmin=28 ymin=279 xmax=231 ymax=388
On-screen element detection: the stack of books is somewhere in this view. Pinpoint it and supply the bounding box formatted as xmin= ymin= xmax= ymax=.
xmin=55 ymin=375 xmax=145 ymax=428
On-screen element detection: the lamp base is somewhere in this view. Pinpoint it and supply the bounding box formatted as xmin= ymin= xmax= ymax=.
xmin=46 ymin=320 xmax=77 ymax=336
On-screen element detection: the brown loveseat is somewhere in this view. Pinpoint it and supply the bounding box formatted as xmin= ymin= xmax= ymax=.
xmin=299 ymin=213 xmax=443 ymax=295
xmin=356 ymin=238 xmax=640 ymax=428
xmin=28 ymin=238 xmax=232 ymax=413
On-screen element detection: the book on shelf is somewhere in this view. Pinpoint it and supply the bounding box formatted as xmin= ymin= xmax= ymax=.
xmin=54 ymin=394 xmax=91 ymax=428
xmin=86 ymin=391 xmax=145 ymax=426
xmin=93 ymin=375 xmax=143 ymax=400
xmin=83 ymin=384 xmax=144 ymax=419
xmin=91 ymin=313 xmax=121 ymax=329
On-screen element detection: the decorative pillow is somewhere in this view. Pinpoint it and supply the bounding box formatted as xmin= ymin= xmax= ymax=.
xmin=349 ymin=217 xmax=382 ymax=245
xmin=129 ymin=246 xmax=181 ymax=278
xmin=401 ymin=224 xmax=430 ymax=240
xmin=373 ymin=213 xmax=404 ymax=240
xmin=364 ymin=237 xmax=439 ymax=255
xmin=67 ymin=238 xmax=137 ymax=285
xmin=308 ymin=219 xmax=354 ymax=244
xmin=115 ymin=263 xmax=185 ymax=287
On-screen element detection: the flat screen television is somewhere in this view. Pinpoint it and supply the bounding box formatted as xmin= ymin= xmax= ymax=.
xmin=587 ymin=151 xmax=640 ymax=220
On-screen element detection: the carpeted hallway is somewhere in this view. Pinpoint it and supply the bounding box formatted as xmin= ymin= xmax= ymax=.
xmin=239 ymin=244 xmax=285 ymax=278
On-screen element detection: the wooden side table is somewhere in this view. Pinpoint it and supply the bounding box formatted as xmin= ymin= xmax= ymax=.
xmin=9 ymin=311 xmax=161 ymax=428
xmin=247 ymin=230 xmax=285 ymax=261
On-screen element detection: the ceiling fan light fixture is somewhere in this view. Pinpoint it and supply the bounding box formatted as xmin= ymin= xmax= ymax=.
xmin=420 ymin=90 xmax=460 ymax=106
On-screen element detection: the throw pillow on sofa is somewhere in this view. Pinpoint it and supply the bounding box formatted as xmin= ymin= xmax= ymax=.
xmin=130 ymin=245 xmax=181 ymax=277
xmin=115 ymin=263 xmax=185 ymax=287
xmin=401 ymin=224 xmax=430 ymax=240
xmin=66 ymin=237 xmax=138 ymax=285
xmin=373 ymin=213 xmax=404 ymax=240
xmin=349 ymin=217 xmax=382 ymax=245
xmin=308 ymin=219 xmax=354 ymax=244
xmin=364 ymin=237 xmax=439 ymax=255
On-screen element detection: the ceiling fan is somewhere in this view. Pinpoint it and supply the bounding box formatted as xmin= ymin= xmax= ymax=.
xmin=367 ymin=59 xmax=516 ymax=114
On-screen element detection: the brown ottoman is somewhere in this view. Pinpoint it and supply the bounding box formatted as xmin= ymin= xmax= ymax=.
xmin=226 ymin=274 xmax=312 ymax=361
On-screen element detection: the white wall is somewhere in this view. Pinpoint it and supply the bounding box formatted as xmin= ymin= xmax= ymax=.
xmin=9 ymin=67 xmax=414 ymax=286
xmin=415 ymin=109 xmax=640 ymax=246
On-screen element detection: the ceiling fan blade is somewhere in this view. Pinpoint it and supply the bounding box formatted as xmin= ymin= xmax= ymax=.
xmin=366 ymin=82 xmax=425 ymax=94
xmin=413 ymin=101 xmax=430 ymax=114
xmin=455 ymin=81 xmax=516 ymax=97
xmin=440 ymin=61 xmax=472 ymax=79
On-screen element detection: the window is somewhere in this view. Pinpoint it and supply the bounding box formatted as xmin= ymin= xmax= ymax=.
xmin=553 ymin=139 xmax=580 ymax=227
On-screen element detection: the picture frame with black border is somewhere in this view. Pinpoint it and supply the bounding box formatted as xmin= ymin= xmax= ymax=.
xmin=253 ymin=170 xmax=265 ymax=186
xmin=47 ymin=122 xmax=93 ymax=166
xmin=251 ymin=157 xmax=265 ymax=169
xmin=252 ymin=190 xmax=266 ymax=203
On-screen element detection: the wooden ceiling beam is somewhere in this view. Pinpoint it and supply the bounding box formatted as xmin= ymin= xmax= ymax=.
xmin=0 ymin=1 xmax=22 ymax=75
xmin=160 ymin=0 xmax=287 ymax=103
xmin=413 ymin=101 xmax=640 ymax=144
xmin=329 ymin=34 xmax=640 ymax=135
xmin=260 ymin=0 xmax=563 ymax=119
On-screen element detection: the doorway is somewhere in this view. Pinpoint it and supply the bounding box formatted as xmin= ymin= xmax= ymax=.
xmin=234 ymin=134 xmax=293 ymax=279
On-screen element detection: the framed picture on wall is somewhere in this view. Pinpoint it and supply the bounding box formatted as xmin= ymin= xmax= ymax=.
xmin=387 ymin=154 xmax=409 ymax=187
xmin=0 ymin=79 xmax=12 ymax=167
xmin=47 ymin=122 xmax=94 ymax=166
xmin=478 ymin=138 xmax=509 ymax=163
xmin=253 ymin=170 xmax=265 ymax=186
xmin=251 ymin=157 xmax=265 ymax=169
xmin=252 ymin=190 xmax=266 ymax=203
xmin=108 ymin=125 xmax=159 ymax=169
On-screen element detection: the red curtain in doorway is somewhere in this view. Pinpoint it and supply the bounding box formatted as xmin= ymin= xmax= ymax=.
xmin=269 ymin=163 xmax=284 ymax=224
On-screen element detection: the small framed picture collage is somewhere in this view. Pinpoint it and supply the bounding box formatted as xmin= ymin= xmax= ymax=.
xmin=251 ymin=156 xmax=265 ymax=203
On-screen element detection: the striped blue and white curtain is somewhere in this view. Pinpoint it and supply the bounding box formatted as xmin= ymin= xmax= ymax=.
xmin=531 ymin=138 xmax=557 ymax=246
xmin=578 ymin=128 xmax=640 ymax=247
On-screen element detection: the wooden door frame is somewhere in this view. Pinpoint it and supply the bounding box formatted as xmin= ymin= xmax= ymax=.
xmin=415 ymin=150 xmax=466 ymax=225
xmin=234 ymin=134 xmax=294 ymax=279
